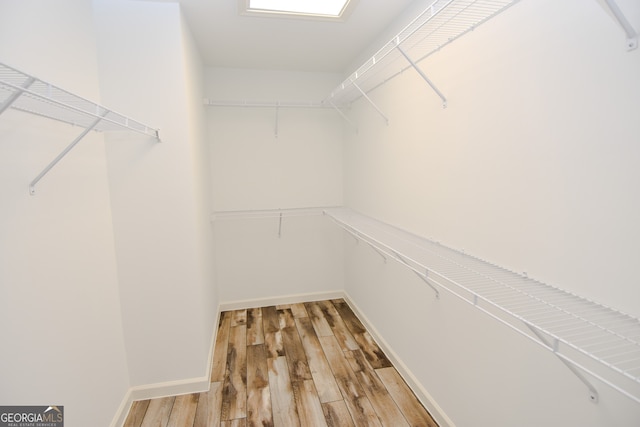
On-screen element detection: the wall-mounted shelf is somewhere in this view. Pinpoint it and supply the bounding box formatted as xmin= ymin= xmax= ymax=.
xmin=212 ymin=207 xmax=334 ymax=238
xmin=324 ymin=207 xmax=640 ymax=405
xmin=326 ymin=0 xmax=522 ymax=113
xmin=0 ymin=62 xmax=160 ymax=194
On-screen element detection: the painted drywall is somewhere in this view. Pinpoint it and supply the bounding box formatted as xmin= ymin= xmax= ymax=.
xmin=213 ymin=214 xmax=344 ymax=302
xmin=0 ymin=1 xmax=130 ymax=426
xmin=206 ymin=68 xmax=346 ymax=302
xmin=92 ymin=0 xmax=216 ymax=388
xmin=206 ymin=67 xmax=344 ymax=211
xmin=343 ymin=0 xmax=640 ymax=425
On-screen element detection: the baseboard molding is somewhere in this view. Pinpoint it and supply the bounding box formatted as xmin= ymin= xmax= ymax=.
xmin=109 ymin=307 xmax=222 ymax=427
xmin=218 ymin=289 xmax=345 ymax=311
xmin=342 ymin=291 xmax=456 ymax=427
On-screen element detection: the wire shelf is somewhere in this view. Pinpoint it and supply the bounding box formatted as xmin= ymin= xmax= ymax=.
xmin=327 ymin=0 xmax=521 ymax=106
xmin=0 ymin=62 xmax=159 ymax=138
xmin=324 ymin=207 xmax=640 ymax=404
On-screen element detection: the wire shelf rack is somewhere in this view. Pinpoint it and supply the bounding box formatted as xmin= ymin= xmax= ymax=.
xmin=326 ymin=0 xmax=521 ymax=106
xmin=324 ymin=207 xmax=640 ymax=405
xmin=1 ymin=62 xmax=160 ymax=194
xmin=0 ymin=62 xmax=159 ymax=138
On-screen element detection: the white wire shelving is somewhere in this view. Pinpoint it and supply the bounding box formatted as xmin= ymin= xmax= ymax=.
xmin=324 ymin=207 xmax=640 ymax=405
xmin=212 ymin=207 xmax=335 ymax=238
xmin=326 ymin=0 xmax=523 ymax=113
xmin=0 ymin=62 xmax=160 ymax=194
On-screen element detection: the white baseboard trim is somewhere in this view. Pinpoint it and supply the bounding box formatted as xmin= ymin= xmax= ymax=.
xmin=109 ymin=307 xmax=222 ymax=427
xmin=219 ymin=290 xmax=345 ymax=311
xmin=342 ymin=291 xmax=456 ymax=427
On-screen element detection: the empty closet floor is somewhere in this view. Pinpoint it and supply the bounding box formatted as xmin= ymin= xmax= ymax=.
xmin=124 ymin=299 xmax=438 ymax=426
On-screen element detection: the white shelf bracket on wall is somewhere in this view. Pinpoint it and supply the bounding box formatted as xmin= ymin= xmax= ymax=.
xmin=395 ymin=41 xmax=448 ymax=108
xmin=327 ymin=100 xmax=358 ymax=133
xmin=602 ymin=0 xmax=638 ymax=51
xmin=351 ymin=79 xmax=390 ymax=125
xmin=29 ymin=114 xmax=106 ymax=195
xmin=526 ymin=323 xmax=600 ymax=403
xmin=0 ymin=62 xmax=160 ymax=195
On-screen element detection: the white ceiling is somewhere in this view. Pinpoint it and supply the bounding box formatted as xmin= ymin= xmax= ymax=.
xmin=175 ymin=0 xmax=417 ymax=73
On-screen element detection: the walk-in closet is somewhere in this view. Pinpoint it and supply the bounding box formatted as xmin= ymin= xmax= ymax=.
xmin=1 ymin=0 xmax=639 ymax=426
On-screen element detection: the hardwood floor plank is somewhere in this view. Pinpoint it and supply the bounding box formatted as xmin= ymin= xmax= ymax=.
xmin=316 ymin=300 xmax=359 ymax=351
xmin=331 ymin=300 xmax=392 ymax=369
xmin=319 ymin=335 xmax=382 ymax=427
xmin=231 ymin=309 xmax=247 ymax=327
xmin=247 ymin=307 xmax=265 ymax=345
xmin=295 ymin=317 xmax=342 ymax=403
xmin=222 ymin=324 xmax=247 ymax=421
xmin=279 ymin=309 xmax=312 ymax=382
xmin=221 ymin=419 xmax=247 ymax=427
xmin=193 ymin=382 xmax=223 ymax=427
xmin=305 ymin=302 xmax=334 ymax=337
xmin=346 ymin=350 xmax=410 ymax=427
xmin=330 ymin=300 xmax=365 ymax=334
xmin=290 ymin=303 xmax=309 ymax=318
xmin=212 ymin=311 xmax=232 ymax=382
xmin=247 ymin=344 xmax=273 ymax=427
xmin=167 ymin=393 xmax=199 ymax=427
xmin=131 ymin=300 xmax=437 ymax=427
xmin=140 ymin=396 xmax=175 ymax=427
xmin=322 ymin=401 xmax=355 ymax=427
xmin=268 ymin=355 xmax=301 ymax=427
xmin=263 ymin=306 xmax=285 ymax=359
xmin=124 ymin=400 xmax=149 ymax=427
xmin=293 ymin=380 xmax=328 ymax=427
xmin=376 ymin=367 xmax=438 ymax=427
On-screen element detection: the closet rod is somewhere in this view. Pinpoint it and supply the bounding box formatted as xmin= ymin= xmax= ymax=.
xmin=204 ymin=99 xmax=332 ymax=109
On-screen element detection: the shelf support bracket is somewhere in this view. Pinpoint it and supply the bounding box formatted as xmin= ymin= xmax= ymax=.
xmin=351 ymin=79 xmax=389 ymax=125
xmin=0 ymin=76 xmax=35 ymax=115
xmin=29 ymin=114 xmax=106 ymax=195
xmin=328 ymin=100 xmax=358 ymax=133
xmin=602 ymin=0 xmax=638 ymax=50
xmin=525 ymin=324 xmax=599 ymax=403
xmin=396 ymin=44 xmax=448 ymax=108
xmin=393 ymin=250 xmax=440 ymax=299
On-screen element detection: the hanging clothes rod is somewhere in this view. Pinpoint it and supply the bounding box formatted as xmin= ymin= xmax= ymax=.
xmin=211 ymin=206 xmax=339 ymax=221
xmin=204 ymin=99 xmax=333 ymax=109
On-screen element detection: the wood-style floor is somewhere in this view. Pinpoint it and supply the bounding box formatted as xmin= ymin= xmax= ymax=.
xmin=124 ymin=299 xmax=438 ymax=427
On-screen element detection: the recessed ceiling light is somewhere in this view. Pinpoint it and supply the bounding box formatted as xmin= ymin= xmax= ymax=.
xmin=240 ymin=0 xmax=357 ymax=21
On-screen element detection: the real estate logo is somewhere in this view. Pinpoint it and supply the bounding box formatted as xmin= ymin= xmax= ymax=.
xmin=0 ymin=406 xmax=63 ymax=427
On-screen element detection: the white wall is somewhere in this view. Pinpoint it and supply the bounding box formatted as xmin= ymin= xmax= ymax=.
xmin=0 ymin=1 xmax=130 ymax=426
xmin=343 ymin=0 xmax=640 ymax=425
xmin=92 ymin=0 xmax=216 ymax=388
xmin=206 ymin=68 xmax=345 ymax=302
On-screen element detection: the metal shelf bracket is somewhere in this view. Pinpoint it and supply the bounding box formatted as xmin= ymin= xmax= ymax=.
xmin=396 ymin=42 xmax=448 ymax=108
xmin=327 ymin=100 xmax=358 ymax=133
xmin=351 ymin=79 xmax=390 ymax=125
xmin=602 ymin=0 xmax=638 ymax=50
xmin=526 ymin=324 xmax=600 ymax=403
xmin=0 ymin=76 xmax=35 ymax=115
xmin=29 ymin=114 xmax=106 ymax=195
